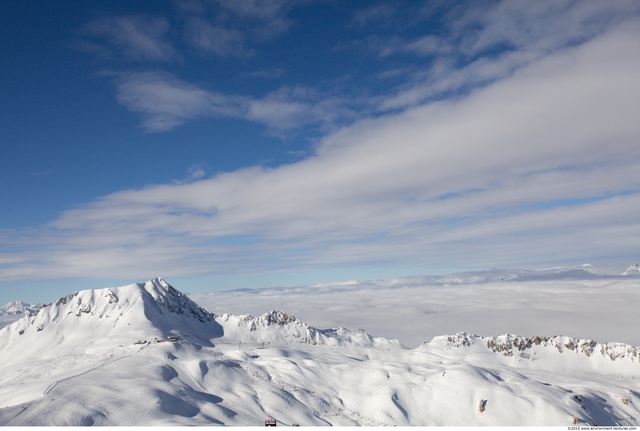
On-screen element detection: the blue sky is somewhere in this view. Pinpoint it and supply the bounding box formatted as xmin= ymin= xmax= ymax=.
xmin=1 ymin=0 xmax=640 ymax=305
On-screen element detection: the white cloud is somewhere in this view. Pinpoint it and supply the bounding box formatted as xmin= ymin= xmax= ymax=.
xmin=453 ymin=0 xmax=639 ymax=56
xmin=175 ymin=164 xmax=208 ymax=185
xmin=2 ymin=19 xmax=639 ymax=282
xmin=180 ymin=0 xmax=296 ymax=57
xmin=183 ymin=17 xmax=251 ymax=57
xmin=113 ymin=71 xmax=245 ymax=132
xmin=245 ymin=86 xmax=349 ymax=134
xmin=358 ymin=34 xmax=452 ymax=60
xmin=81 ymin=15 xmax=177 ymax=62
xmin=242 ymin=68 xmax=285 ymax=79
xmin=212 ymin=0 xmax=295 ymax=39
xmin=352 ymin=3 xmax=399 ymax=27
xmin=365 ymin=0 xmax=640 ymax=111
xmin=405 ymin=35 xmax=452 ymax=57
xmin=113 ymin=72 xmax=349 ymax=133
xmin=377 ymin=49 xmax=541 ymax=111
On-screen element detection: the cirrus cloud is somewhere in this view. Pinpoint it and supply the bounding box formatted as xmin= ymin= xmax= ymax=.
xmin=78 ymin=15 xmax=177 ymax=62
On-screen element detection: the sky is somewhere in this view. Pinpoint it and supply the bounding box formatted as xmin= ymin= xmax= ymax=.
xmin=1 ymin=0 xmax=640 ymax=305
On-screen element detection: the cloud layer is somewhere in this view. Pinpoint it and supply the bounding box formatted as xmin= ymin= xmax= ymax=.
xmin=2 ymin=18 xmax=639 ymax=282
xmin=192 ymin=273 xmax=640 ymax=348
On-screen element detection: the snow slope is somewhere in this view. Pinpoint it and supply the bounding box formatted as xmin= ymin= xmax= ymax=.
xmin=0 ymin=277 xmax=638 ymax=426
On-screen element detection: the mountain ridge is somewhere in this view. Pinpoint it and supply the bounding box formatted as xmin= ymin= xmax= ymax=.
xmin=425 ymin=332 xmax=640 ymax=371
xmin=1 ymin=277 xmax=639 ymax=426
xmin=0 ymin=300 xmax=41 ymax=315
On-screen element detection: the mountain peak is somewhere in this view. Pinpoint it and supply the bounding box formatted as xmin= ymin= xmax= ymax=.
xmin=0 ymin=300 xmax=40 ymax=316
xmin=622 ymin=264 xmax=640 ymax=275
xmin=45 ymin=277 xmax=213 ymax=324
xmin=0 ymin=278 xmax=220 ymax=358
xmin=137 ymin=277 xmax=213 ymax=323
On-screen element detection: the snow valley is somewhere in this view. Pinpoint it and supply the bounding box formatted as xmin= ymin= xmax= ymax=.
xmin=0 ymin=271 xmax=639 ymax=426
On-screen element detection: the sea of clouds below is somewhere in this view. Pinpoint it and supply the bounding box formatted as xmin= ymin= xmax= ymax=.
xmin=192 ymin=269 xmax=640 ymax=349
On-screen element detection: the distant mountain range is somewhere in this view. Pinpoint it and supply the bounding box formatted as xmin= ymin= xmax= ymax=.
xmin=0 ymin=300 xmax=41 ymax=316
xmin=0 ymin=301 xmax=42 ymax=329
xmin=0 ymin=277 xmax=638 ymax=426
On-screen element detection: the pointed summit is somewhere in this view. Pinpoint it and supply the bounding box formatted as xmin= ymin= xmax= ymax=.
xmin=136 ymin=277 xmax=213 ymax=324
xmin=622 ymin=263 xmax=640 ymax=275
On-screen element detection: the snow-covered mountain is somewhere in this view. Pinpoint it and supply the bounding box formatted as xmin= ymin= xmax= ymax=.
xmin=0 ymin=278 xmax=638 ymax=426
xmin=0 ymin=300 xmax=42 ymax=330
xmin=0 ymin=278 xmax=220 ymax=359
xmin=0 ymin=300 xmax=41 ymax=316
xmin=402 ymin=263 xmax=622 ymax=285
xmin=622 ymin=263 xmax=640 ymax=275
xmin=219 ymin=309 xmax=402 ymax=349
